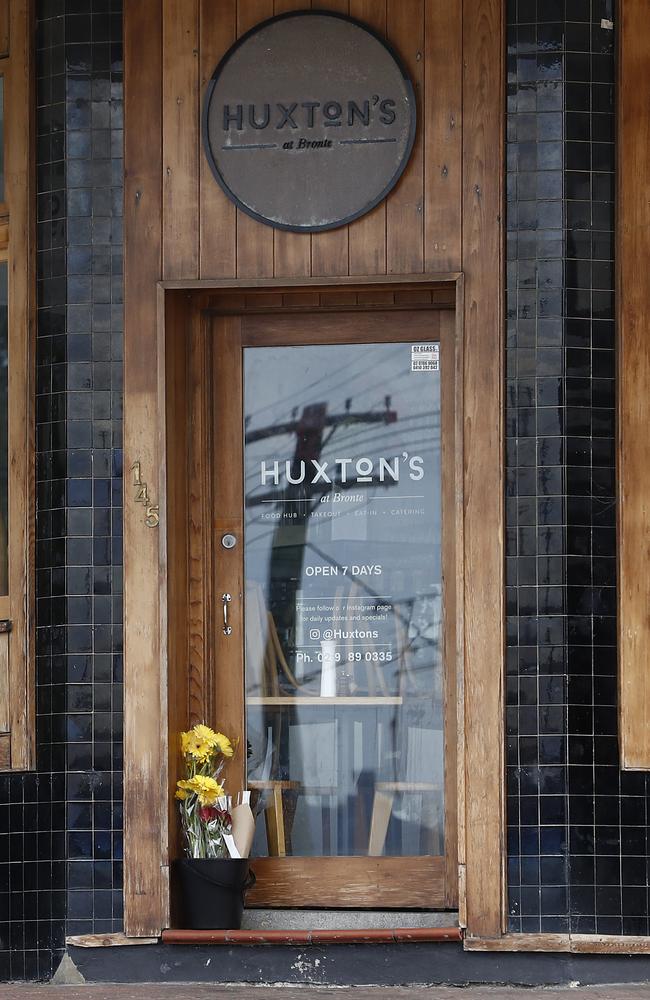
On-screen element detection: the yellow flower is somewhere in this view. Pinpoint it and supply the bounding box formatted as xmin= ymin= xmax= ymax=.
xmin=183 ymin=774 xmax=224 ymax=806
xmin=192 ymin=724 xmax=234 ymax=758
xmin=175 ymin=787 xmax=188 ymax=801
xmin=180 ymin=730 xmax=212 ymax=762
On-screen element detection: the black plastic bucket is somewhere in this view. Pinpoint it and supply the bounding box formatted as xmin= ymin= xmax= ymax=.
xmin=174 ymin=858 xmax=255 ymax=929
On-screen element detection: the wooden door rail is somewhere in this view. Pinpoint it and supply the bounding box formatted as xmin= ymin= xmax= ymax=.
xmin=161 ymin=927 xmax=463 ymax=945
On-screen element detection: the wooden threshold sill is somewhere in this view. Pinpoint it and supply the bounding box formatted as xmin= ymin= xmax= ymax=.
xmin=161 ymin=927 xmax=462 ymax=945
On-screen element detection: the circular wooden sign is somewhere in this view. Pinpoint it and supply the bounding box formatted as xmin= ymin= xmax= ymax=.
xmin=202 ymin=11 xmax=417 ymax=233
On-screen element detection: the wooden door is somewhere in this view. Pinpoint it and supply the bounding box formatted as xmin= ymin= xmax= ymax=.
xmin=207 ymin=307 xmax=457 ymax=909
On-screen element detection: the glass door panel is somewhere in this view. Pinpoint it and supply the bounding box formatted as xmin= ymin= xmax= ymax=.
xmin=243 ymin=341 xmax=444 ymax=863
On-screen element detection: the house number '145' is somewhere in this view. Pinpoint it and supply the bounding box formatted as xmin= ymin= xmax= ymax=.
xmin=130 ymin=461 xmax=159 ymax=527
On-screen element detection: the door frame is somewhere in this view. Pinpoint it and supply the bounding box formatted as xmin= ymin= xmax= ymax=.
xmin=123 ymin=270 xmax=505 ymax=938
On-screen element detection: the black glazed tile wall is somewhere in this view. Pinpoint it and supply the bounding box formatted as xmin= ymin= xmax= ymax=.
xmin=506 ymin=0 xmax=643 ymax=936
xmin=0 ymin=0 xmax=123 ymax=980
xmin=61 ymin=0 xmax=124 ymax=941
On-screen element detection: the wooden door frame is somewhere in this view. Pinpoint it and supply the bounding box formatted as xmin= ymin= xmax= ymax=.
xmin=124 ymin=267 xmax=505 ymax=939
xmin=196 ymin=302 xmax=459 ymax=910
xmin=124 ymin=0 xmax=504 ymax=948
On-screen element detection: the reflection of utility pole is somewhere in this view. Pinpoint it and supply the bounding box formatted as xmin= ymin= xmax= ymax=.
xmin=254 ymin=399 xmax=398 ymax=672
xmin=245 ymin=397 xmax=396 ymax=444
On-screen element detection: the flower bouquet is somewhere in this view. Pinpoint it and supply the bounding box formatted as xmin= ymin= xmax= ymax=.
xmin=173 ymin=724 xmax=255 ymax=929
xmin=176 ymin=724 xmax=234 ymax=859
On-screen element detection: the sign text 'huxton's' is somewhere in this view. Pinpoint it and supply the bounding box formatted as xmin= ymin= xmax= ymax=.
xmin=203 ymin=12 xmax=416 ymax=232
xmin=260 ymin=454 xmax=425 ymax=486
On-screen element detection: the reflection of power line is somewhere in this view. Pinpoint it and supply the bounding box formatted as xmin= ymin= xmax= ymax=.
xmin=245 ymin=397 xmax=396 ymax=444
xmin=245 ymin=415 xmax=440 ymax=463
xmin=244 ymin=343 xmax=406 ymax=424
xmin=244 ymin=412 xmax=441 ymax=486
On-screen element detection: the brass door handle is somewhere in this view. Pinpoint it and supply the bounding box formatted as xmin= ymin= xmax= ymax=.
xmin=222 ymin=593 xmax=232 ymax=636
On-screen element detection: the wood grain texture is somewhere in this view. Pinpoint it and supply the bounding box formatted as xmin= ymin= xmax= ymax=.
xmin=310 ymin=0 xmax=350 ymax=277
xmin=272 ymin=0 xmax=313 ymax=278
xmin=247 ymin=856 xmax=446 ymax=908
xmin=6 ymin=0 xmax=35 ymax=771
xmin=465 ymin=933 xmax=650 ymax=955
xmin=162 ymin=0 xmax=200 ymax=279
xmin=0 ymin=631 xmax=9 ymax=733
xmin=424 ymin=0 xmax=461 ymax=272
xmin=347 ymin=0 xmax=387 ymax=275
xmin=453 ymin=278 xmax=466 ymax=921
xmin=187 ymin=308 xmax=215 ymax=726
xmin=461 ymin=0 xmax=504 ymax=940
xmin=0 ymin=733 xmax=10 ymax=769
xmin=183 ymin=1 xmax=463 ymax=282
xmin=199 ymin=0 xmax=237 ymax=277
xmin=618 ymin=0 xmax=650 ymax=770
xmin=236 ymin=0 xmax=275 ymax=277
xmin=124 ymin=0 xmax=165 ymax=936
xmin=386 ymin=0 xmax=424 ymax=274
xmin=163 ymin=292 xmax=190 ymax=872
xmin=440 ymin=309 xmax=458 ymax=908
xmin=210 ymin=315 xmax=246 ymax=792
xmin=0 ymin=4 xmax=8 ymax=58
xmin=242 ymin=307 xmax=441 ymax=346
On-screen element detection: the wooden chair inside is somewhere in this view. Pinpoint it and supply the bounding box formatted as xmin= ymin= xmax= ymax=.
xmin=368 ymin=781 xmax=443 ymax=857
xmin=249 ymin=779 xmax=300 ymax=857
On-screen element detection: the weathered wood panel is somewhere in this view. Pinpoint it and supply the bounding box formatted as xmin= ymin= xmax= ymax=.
xmin=162 ymin=0 xmax=200 ymax=279
xmin=125 ymin=0 xmax=506 ymax=941
xmin=271 ymin=0 xmax=313 ymax=277
xmin=6 ymin=0 xmax=35 ymax=771
xmin=618 ymin=0 xmax=650 ymax=770
xmin=424 ymin=0 xmax=462 ymax=272
xmin=461 ymin=0 xmax=504 ymax=941
xmin=188 ymin=0 xmax=461 ymax=281
xmin=187 ymin=308 xmax=215 ymax=727
xmin=124 ymin=0 xmax=165 ymax=937
xmin=199 ymin=0 xmax=237 ymax=277
xmin=0 ymin=631 xmax=9 ymax=733
xmin=386 ymin=0 xmax=424 ymax=275
xmin=348 ymin=0 xmax=387 ymax=276
xmin=0 ymin=4 xmax=8 ymax=59
xmin=247 ymin=857 xmax=446 ymax=909
xmin=164 ymin=292 xmax=190 ymax=871
xmin=236 ymin=0 xmax=275 ymax=277
xmin=309 ymin=0 xmax=350 ymax=277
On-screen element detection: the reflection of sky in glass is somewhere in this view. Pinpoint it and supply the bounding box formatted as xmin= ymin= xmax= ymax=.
xmin=0 ymin=261 xmax=8 ymax=593
xmin=245 ymin=343 xmax=441 ymax=558
xmin=243 ymin=343 xmax=445 ymax=859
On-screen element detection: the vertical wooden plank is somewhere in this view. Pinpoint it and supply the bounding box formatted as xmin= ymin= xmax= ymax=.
xmin=310 ymin=0 xmax=350 ymax=277
xmin=6 ymin=0 xmax=35 ymax=771
xmin=0 ymin=631 xmax=9 ymax=733
xmin=386 ymin=0 xmax=424 ymax=274
xmin=272 ymin=0 xmax=312 ymax=278
xmin=424 ymin=0 xmax=462 ymax=273
xmin=199 ymin=0 xmax=237 ymax=279
xmin=618 ymin=0 xmax=650 ymax=769
xmin=163 ymin=292 xmax=189 ymax=873
xmin=187 ymin=306 xmax=215 ymax=727
xmin=440 ymin=308 xmax=458 ymax=908
xmin=211 ymin=316 xmax=245 ymax=792
xmin=461 ymin=0 xmax=505 ymax=940
xmin=124 ymin=0 xmax=165 ymax=937
xmin=347 ymin=0 xmax=387 ymax=276
xmin=0 ymin=4 xmax=9 ymax=58
xmin=162 ymin=0 xmax=200 ymax=279
xmin=236 ymin=0 xmax=275 ymax=278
